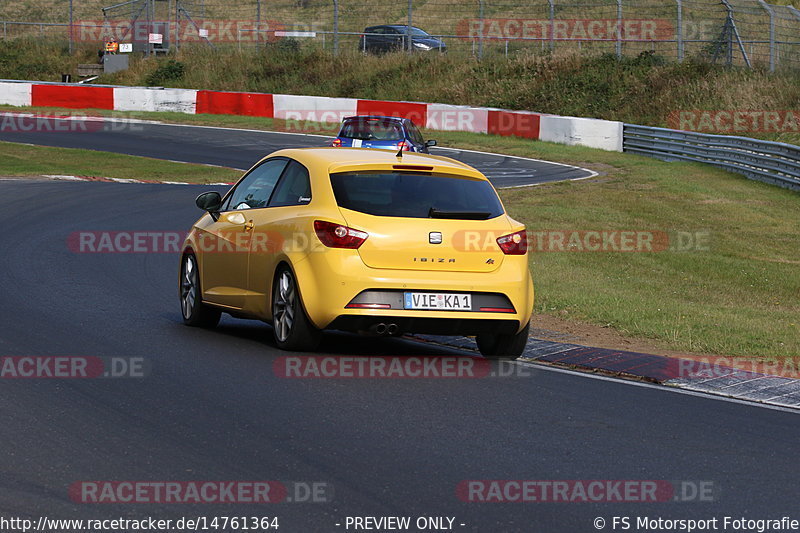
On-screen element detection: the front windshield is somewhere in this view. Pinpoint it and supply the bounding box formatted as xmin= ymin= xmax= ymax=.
xmin=396 ymin=26 xmax=430 ymax=36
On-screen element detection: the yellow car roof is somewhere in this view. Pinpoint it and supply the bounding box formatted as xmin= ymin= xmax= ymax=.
xmin=267 ymin=147 xmax=487 ymax=180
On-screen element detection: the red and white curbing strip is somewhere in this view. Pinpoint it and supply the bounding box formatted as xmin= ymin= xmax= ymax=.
xmin=0 ymin=80 xmax=623 ymax=152
xmin=40 ymin=174 xmax=234 ymax=186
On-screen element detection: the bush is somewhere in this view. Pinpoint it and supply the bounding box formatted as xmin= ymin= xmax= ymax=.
xmin=145 ymin=59 xmax=185 ymax=86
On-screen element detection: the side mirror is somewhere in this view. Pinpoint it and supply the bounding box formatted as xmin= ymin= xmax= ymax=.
xmin=195 ymin=191 xmax=222 ymax=212
xmin=426 ymin=139 xmax=437 ymax=147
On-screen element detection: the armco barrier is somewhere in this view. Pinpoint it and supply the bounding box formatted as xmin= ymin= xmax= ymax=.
xmin=0 ymin=79 xmax=622 ymax=151
xmin=624 ymin=124 xmax=800 ymax=191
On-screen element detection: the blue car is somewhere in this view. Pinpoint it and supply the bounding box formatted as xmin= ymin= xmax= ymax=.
xmin=332 ymin=116 xmax=437 ymax=153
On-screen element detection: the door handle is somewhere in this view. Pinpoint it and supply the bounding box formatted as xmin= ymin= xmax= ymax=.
xmin=244 ymin=221 xmax=254 ymax=231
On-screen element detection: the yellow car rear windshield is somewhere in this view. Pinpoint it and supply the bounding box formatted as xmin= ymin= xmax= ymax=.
xmin=330 ymin=171 xmax=504 ymax=220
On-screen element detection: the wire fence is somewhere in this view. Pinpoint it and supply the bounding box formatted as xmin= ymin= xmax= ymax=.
xmin=1 ymin=0 xmax=799 ymax=69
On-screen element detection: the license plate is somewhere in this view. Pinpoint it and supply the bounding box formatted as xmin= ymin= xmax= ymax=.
xmin=403 ymin=292 xmax=472 ymax=311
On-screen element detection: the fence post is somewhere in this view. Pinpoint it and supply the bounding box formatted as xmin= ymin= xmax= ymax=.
xmin=333 ymin=0 xmax=339 ymax=56
xmin=548 ymin=0 xmax=555 ymax=51
xmin=167 ymin=0 xmax=171 ymax=52
xmin=755 ymin=0 xmax=775 ymax=71
xmin=478 ymin=0 xmax=484 ymax=59
xmin=616 ymin=0 xmax=622 ymax=58
xmin=720 ymin=0 xmax=752 ymax=68
xmin=407 ymin=0 xmax=413 ymax=53
xmin=175 ymin=0 xmax=180 ymax=52
xmin=145 ymin=0 xmax=150 ymax=56
xmin=69 ymin=0 xmax=73 ymax=54
xmin=676 ymin=0 xmax=683 ymax=62
xmin=256 ymin=0 xmax=261 ymax=51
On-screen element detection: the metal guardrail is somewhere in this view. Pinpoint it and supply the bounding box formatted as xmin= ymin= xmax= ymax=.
xmin=623 ymin=124 xmax=800 ymax=191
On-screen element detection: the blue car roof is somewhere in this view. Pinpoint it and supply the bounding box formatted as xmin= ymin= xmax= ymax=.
xmin=343 ymin=115 xmax=406 ymax=123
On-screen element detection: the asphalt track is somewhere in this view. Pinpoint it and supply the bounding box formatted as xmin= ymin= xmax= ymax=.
xmin=0 ymin=117 xmax=594 ymax=187
xmin=0 ymin=123 xmax=798 ymax=531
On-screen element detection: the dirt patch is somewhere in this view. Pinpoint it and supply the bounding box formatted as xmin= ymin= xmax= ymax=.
xmin=532 ymin=313 xmax=726 ymax=360
xmin=532 ymin=313 xmax=800 ymax=377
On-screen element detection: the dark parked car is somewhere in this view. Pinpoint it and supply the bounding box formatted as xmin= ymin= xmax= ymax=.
xmin=359 ymin=25 xmax=446 ymax=54
xmin=332 ymin=116 xmax=437 ymax=153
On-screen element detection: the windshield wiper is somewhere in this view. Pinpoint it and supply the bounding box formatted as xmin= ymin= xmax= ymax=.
xmin=428 ymin=207 xmax=491 ymax=220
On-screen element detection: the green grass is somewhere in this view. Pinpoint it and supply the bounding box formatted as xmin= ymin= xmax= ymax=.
xmin=1 ymin=107 xmax=797 ymax=360
xmin=0 ymin=141 xmax=239 ymax=183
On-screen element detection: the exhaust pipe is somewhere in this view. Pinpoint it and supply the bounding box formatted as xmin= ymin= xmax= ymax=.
xmin=372 ymin=323 xmax=387 ymax=335
xmin=386 ymin=323 xmax=399 ymax=336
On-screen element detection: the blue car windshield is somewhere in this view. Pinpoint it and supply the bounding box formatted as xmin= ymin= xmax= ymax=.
xmin=342 ymin=119 xmax=403 ymax=141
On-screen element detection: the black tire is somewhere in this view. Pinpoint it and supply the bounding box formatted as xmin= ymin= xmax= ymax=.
xmin=272 ymin=266 xmax=322 ymax=352
xmin=180 ymin=253 xmax=221 ymax=328
xmin=476 ymin=322 xmax=530 ymax=359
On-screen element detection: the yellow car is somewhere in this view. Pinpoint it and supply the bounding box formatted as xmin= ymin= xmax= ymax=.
xmin=180 ymin=148 xmax=534 ymax=358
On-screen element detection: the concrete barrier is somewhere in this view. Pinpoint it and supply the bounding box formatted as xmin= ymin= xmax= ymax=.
xmin=0 ymin=82 xmax=32 ymax=107
xmin=540 ymin=115 xmax=624 ymax=151
xmin=0 ymin=79 xmax=625 ymax=152
xmin=114 ymin=87 xmax=198 ymax=114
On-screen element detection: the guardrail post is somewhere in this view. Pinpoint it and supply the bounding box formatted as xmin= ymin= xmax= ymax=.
xmin=333 ymin=0 xmax=339 ymax=56
xmin=548 ymin=0 xmax=555 ymax=51
xmin=755 ymin=0 xmax=775 ymax=71
xmin=616 ymin=0 xmax=622 ymax=58
xmin=676 ymin=0 xmax=683 ymax=62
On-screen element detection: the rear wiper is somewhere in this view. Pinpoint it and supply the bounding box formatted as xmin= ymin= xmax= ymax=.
xmin=428 ymin=207 xmax=491 ymax=220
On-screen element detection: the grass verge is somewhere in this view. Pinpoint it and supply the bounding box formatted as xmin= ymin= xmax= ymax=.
xmin=0 ymin=141 xmax=240 ymax=183
xmin=1 ymin=107 xmax=798 ymax=360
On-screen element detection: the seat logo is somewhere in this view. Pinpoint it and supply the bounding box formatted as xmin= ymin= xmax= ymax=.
xmin=429 ymin=232 xmax=443 ymax=244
